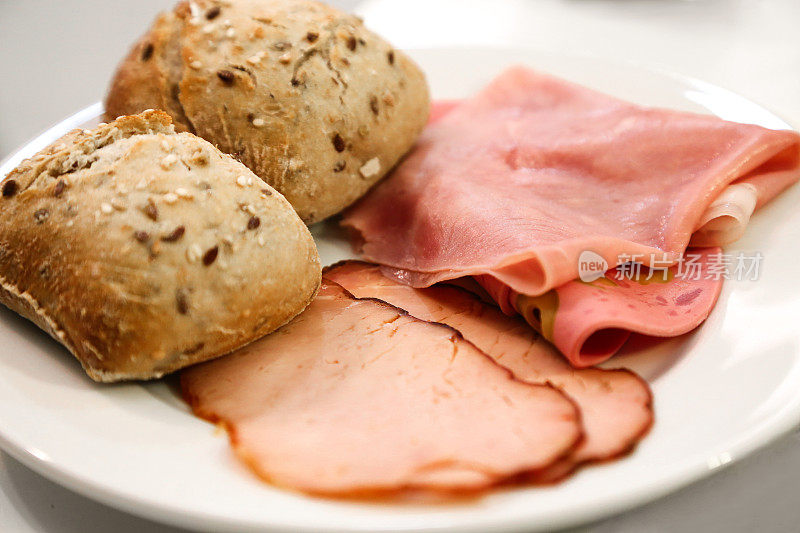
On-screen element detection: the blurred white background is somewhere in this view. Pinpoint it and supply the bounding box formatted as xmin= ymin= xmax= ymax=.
xmin=1 ymin=1 xmax=799 ymax=531
xmin=1 ymin=0 xmax=797 ymax=156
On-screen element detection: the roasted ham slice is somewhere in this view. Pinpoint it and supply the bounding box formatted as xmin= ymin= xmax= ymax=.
xmin=182 ymin=280 xmax=582 ymax=495
xmin=324 ymin=262 xmax=653 ymax=480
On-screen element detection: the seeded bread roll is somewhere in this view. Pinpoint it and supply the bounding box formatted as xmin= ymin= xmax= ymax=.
xmin=105 ymin=0 xmax=430 ymax=224
xmin=0 ymin=110 xmax=320 ymax=382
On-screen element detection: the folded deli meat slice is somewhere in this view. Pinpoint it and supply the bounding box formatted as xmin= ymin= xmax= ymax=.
xmin=182 ymin=280 xmax=581 ymax=495
xmin=325 ymin=262 xmax=652 ymax=479
xmin=428 ymin=102 xmax=762 ymax=249
xmin=475 ymin=248 xmax=724 ymax=367
xmin=342 ymin=66 xmax=800 ymax=297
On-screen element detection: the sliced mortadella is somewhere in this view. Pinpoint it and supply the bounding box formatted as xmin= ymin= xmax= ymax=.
xmin=324 ymin=262 xmax=653 ymax=479
xmin=476 ymin=248 xmax=724 ymax=367
xmin=181 ymin=280 xmax=582 ymax=496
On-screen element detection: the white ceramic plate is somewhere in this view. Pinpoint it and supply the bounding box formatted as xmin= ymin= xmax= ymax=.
xmin=1 ymin=47 xmax=799 ymax=533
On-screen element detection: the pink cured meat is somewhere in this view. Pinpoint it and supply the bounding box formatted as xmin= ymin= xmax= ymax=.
xmin=342 ymin=66 xmax=800 ymax=297
xmin=182 ymin=280 xmax=581 ymax=495
xmin=476 ymin=248 xmax=724 ymax=367
xmin=428 ymin=99 xmax=461 ymax=123
xmin=324 ymin=262 xmax=653 ymax=480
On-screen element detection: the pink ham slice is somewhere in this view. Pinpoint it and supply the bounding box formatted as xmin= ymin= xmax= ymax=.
xmin=324 ymin=262 xmax=652 ymax=481
xmin=429 ymin=101 xmax=764 ymax=249
xmin=342 ymin=66 xmax=800 ymax=298
xmin=428 ymin=99 xmax=461 ymax=123
xmin=182 ymin=280 xmax=582 ymax=495
xmin=691 ymin=184 xmax=758 ymax=246
xmin=475 ymin=248 xmax=724 ymax=367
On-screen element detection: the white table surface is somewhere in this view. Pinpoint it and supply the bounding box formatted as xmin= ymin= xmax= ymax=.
xmin=1 ymin=1 xmax=799 ymax=531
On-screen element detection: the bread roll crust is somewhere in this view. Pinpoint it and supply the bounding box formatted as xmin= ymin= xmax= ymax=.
xmin=0 ymin=111 xmax=320 ymax=382
xmin=105 ymin=0 xmax=430 ymax=223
